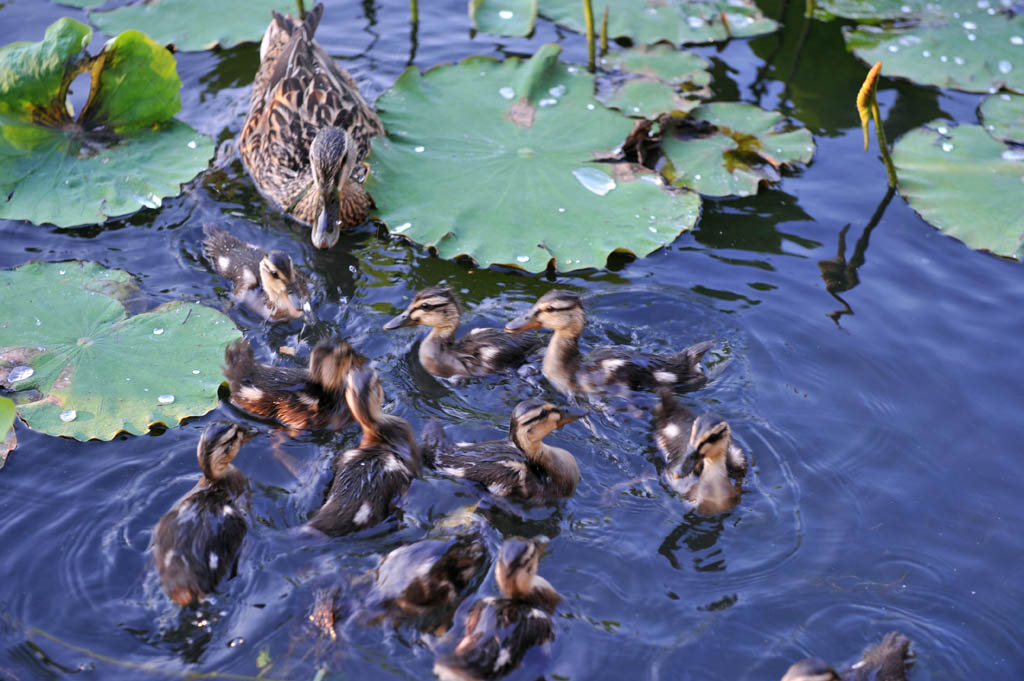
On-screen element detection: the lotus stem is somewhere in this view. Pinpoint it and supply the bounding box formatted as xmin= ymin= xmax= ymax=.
xmin=857 ymin=62 xmax=897 ymax=187
xmin=600 ymin=7 xmax=609 ymax=56
xmin=409 ymin=0 xmax=419 ymax=64
xmin=583 ymin=0 xmax=596 ymax=72
xmin=410 ymin=0 xmax=418 ymax=23
xmin=296 ymin=0 xmax=306 ymax=18
xmin=805 ymin=0 xmax=815 ymax=17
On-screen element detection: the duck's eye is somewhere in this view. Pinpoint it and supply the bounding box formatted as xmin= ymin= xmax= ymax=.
xmin=544 ymin=306 xmax=555 ymax=313
xmin=269 ymin=270 xmax=281 ymax=280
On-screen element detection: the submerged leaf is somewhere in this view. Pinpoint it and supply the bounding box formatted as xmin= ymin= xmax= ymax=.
xmin=980 ymin=93 xmax=1024 ymax=145
xmin=892 ymin=120 xmax=1024 ymax=260
xmin=470 ymin=0 xmax=538 ymax=38
xmin=366 ymin=44 xmax=700 ymax=272
xmin=0 ymin=261 xmax=240 ymax=441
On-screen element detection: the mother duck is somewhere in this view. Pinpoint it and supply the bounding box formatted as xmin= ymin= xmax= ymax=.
xmin=240 ymin=3 xmax=385 ymax=248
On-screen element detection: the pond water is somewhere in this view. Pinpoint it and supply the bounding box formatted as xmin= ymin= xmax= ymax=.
xmin=2 ymin=1 xmax=1023 ymax=680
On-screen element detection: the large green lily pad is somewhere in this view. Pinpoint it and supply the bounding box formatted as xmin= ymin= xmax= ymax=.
xmin=892 ymin=120 xmax=1024 ymax=260
xmin=470 ymin=0 xmax=537 ymax=38
xmin=598 ymin=45 xmax=711 ymax=118
xmin=0 ymin=261 xmax=240 ymax=440
xmin=660 ymin=102 xmax=815 ymax=197
xmin=69 ymin=0 xmax=294 ymax=52
xmin=0 ymin=18 xmax=213 ymax=227
xmin=366 ymin=44 xmax=701 ymax=272
xmin=980 ymin=93 xmax=1024 ymax=145
xmin=539 ymin=0 xmax=777 ymax=45
xmin=836 ymin=2 xmax=1024 ymax=94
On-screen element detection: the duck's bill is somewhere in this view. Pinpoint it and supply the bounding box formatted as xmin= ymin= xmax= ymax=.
xmin=312 ymin=199 xmax=340 ymax=250
xmin=556 ymin=406 xmax=588 ymax=426
xmin=383 ymin=311 xmax=415 ymax=330
xmin=505 ymin=314 xmax=541 ymax=332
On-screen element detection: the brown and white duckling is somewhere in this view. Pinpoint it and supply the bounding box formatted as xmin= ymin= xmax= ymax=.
xmin=434 ymin=537 xmax=561 ymax=681
xmin=308 ymin=367 xmax=420 ymax=536
xmin=223 ymin=337 xmax=363 ymax=430
xmin=153 ymin=421 xmax=254 ymax=606
xmin=782 ymin=632 xmax=913 ymax=681
xmin=506 ymin=290 xmax=713 ymax=397
xmin=383 ymin=286 xmax=542 ymax=379
xmin=655 ymin=390 xmax=745 ymax=515
xmin=423 ymin=400 xmax=586 ymax=502
xmin=201 ymin=224 xmax=308 ymax=321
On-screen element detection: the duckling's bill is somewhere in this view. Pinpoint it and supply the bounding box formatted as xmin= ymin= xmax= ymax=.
xmin=505 ymin=313 xmax=541 ymax=332
xmin=383 ymin=309 xmax=416 ymax=330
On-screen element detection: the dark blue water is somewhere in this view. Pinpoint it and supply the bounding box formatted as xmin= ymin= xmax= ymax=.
xmin=2 ymin=1 xmax=1023 ymax=680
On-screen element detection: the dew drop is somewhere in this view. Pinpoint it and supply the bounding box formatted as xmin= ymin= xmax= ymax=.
xmin=942 ymin=142 xmax=954 ymax=152
xmin=922 ymin=50 xmax=931 ymax=57
xmin=557 ymin=207 xmax=566 ymax=213
xmin=937 ymin=125 xmax=949 ymax=135
xmin=967 ymin=34 xmax=976 ymax=41
xmin=649 ymin=226 xmax=657 ymax=233
xmin=8 ymin=366 xmax=34 ymax=383
xmin=414 ymin=145 xmax=425 ymax=152
xmin=687 ymin=16 xmax=705 ymax=28
xmin=60 ymin=409 xmax=77 ymax=423
xmin=694 ymin=174 xmax=702 ymax=180
xmin=572 ymin=167 xmax=616 ymax=196
xmin=962 ymin=20 xmax=978 ymax=29
xmin=1013 ymin=36 xmax=1024 ymax=46
xmin=187 ymin=140 xmax=197 ymax=149
xmin=158 ymin=394 xmax=175 ymax=405
xmin=499 ymin=87 xmax=515 ymax=100
xmin=954 ymin=56 xmax=965 ymax=65
xmin=395 ymin=222 xmax=412 ymax=233
xmin=539 ymin=98 xmax=558 ymax=107
xmin=498 ymin=10 xmax=514 ymax=19
xmin=1002 ymin=93 xmax=1012 ymax=100
xmin=586 ymin=103 xmax=595 ymax=110
xmin=192 ymin=369 xmax=201 ymax=374
xmin=940 ymin=55 xmax=948 ymax=62
xmin=977 ymin=0 xmax=990 ymax=6
xmin=59 ymin=270 xmax=65 ymax=275
xmin=888 ymin=45 xmax=899 ymax=53
xmin=516 ymin=255 xmax=530 ymax=263
xmin=901 ymin=3 xmax=911 ymax=10
xmin=1001 ymin=149 xmax=1024 ymax=162
xmin=999 ymin=60 xmax=1013 ymax=74
xmin=153 ymin=328 xmax=165 ymax=335
xmin=549 ymin=84 xmax=567 ymax=97
xmin=567 ymin=66 xmax=580 ymax=75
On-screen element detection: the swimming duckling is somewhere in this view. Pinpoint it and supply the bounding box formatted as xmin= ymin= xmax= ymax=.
xmin=655 ymin=390 xmax=745 ymax=515
xmin=383 ymin=286 xmax=542 ymax=379
xmin=782 ymin=632 xmax=913 ymax=681
xmin=434 ymin=537 xmax=561 ymax=681
xmin=153 ymin=421 xmax=254 ymax=606
xmin=423 ymin=400 xmax=586 ymax=502
xmin=201 ymin=224 xmax=308 ymax=321
xmin=308 ymin=367 xmax=420 ymax=536
xmin=223 ymin=337 xmax=363 ymax=430
xmin=506 ymin=290 xmax=713 ymax=397
xmin=372 ymin=535 xmax=488 ymax=618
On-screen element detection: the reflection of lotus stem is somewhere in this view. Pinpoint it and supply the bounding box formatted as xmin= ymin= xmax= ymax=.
xmin=295 ymin=0 xmax=305 ymax=19
xmin=600 ymin=7 xmax=609 ymax=55
xmin=857 ymin=62 xmax=897 ymax=187
xmin=583 ymin=0 xmax=596 ymax=72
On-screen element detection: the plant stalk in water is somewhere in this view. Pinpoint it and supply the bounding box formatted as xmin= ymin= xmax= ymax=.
xmin=583 ymin=0 xmax=596 ymax=72
xmin=600 ymin=7 xmax=609 ymax=56
xmin=295 ymin=0 xmax=305 ymax=19
xmin=857 ymin=61 xmax=897 ymax=187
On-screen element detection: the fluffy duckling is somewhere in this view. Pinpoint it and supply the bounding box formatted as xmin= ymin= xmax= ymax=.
xmin=506 ymin=290 xmax=712 ymax=397
xmin=308 ymin=367 xmax=420 ymax=536
xmin=372 ymin=535 xmax=488 ymax=618
xmin=655 ymin=390 xmax=745 ymax=515
xmin=223 ymin=337 xmax=363 ymax=430
xmin=782 ymin=632 xmax=913 ymax=681
xmin=434 ymin=537 xmax=561 ymax=681
xmin=383 ymin=286 xmax=542 ymax=379
xmin=153 ymin=421 xmax=254 ymax=606
xmin=423 ymin=400 xmax=586 ymax=502
xmin=201 ymin=225 xmax=308 ymax=321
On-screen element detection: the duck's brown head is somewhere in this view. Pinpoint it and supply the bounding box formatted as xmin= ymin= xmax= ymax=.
xmin=383 ymin=286 xmax=462 ymax=332
xmin=506 ymin=289 xmax=585 ymax=335
xmin=310 ymin=127 xmax=356 ymax=249
xmin=197 ymin=421 xmax=255 ymax=481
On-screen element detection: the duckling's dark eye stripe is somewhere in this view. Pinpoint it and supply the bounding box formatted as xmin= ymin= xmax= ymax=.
xmin=522 ymin=409 xmax=553 ymax=425
xmin=704 ymin=431 xmax=725 ymax=444
xmin=542 ymin=304 xmax=577 ymax=312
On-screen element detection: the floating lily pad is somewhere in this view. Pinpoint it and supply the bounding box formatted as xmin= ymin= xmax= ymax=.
xmin=892 ymin=120 xmax=1024 ymax=260
xmin=470 ymin=0 xmax=537 ymax=38
xmin=598 ymin=45 xmax=711 ymax=118
xmin=838 ymin=3 xmax=1024 ymax=94
xmin=660 ymin=102 xmax=815 ymax=197
xmin=0 ymin=18 xmax=213 ymax=227
xmin=980 ymin=93 xmax=1024 ymax=144
xmin=84 ymin=0 xmax=295 ymax=52
xmin=815 ymin=0 xmax=932 ymax=21
xmin=601 ymin=79 xmax=703 ymax=118
xmin=539 ymin=0 xmax=777 ymax=45
xmin=0 ymin=396 xmax=14 ymax=469
xmin=0 ymin=261 xmax=240 ymax=441
xmin=366 ymin=44 xmax=700 ymax=272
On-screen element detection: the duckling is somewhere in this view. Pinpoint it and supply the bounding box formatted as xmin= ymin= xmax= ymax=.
xmin=655 ymin=390 xmax=745 ymax=515
xmin=239 ymin=4 xmax=385 ymax=249
xmin=383 ymin=286 xmax=542 ymax=379
xmin=434 ymin=537 xmax=561 ymax=681
xmin=308 ymin=367 xmax=420 ymax=536
xmin=223 ymin=337 xmax=363 ymax=430
xmin=153 ymin=421 xmax=253 ymax=606
xmin=423 ymin=400 xmax=585 ymax=502
xmin=505 ymin=290 xmax=713 ymax=397
xmin=372 ymin=535 xmax=488 ymax=618
xmin=782 ymin=632 xmax=913 ymax=681
xmin=201 ymin=224 xmax=308 ymax=321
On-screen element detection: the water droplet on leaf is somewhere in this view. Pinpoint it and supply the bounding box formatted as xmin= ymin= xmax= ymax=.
xmin=158 ymin=394 xmax=175 ymax=405
xmin=999 ymin=60 xmax=1013 ymax=74
xmin=942 ymin=142 xmax=954 ymax=152
xmin=60 ymin=409 xmax=77 ymax=422
xmin=516 ymin=255 xmax=530 ymax=263
xmin=499 ymin=87 xmax=515 ymax=100
xmin=153 ymin=328 xmax=164 ymax=335
xmin=572 ymin=167 xmax=616 ymax=196
xmin=395 ymin=223 xmax=412 ymax=233
xmin=499 ymin=10 xmax=514 ymax=19
xmin=8 ymin=366 xmax=34 ymax=382
xmin=414 ymin=146 xmax=425 ymax=152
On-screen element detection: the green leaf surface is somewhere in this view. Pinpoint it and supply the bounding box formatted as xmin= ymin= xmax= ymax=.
xmin=0 ymin=18 xmax=213 ymax=227
xmin=602 ymin=45 xmax=711 ymax=86
xmin=815 ymin=0 xmax=932 ymax=22
xmin=600 ymin=78 xmax=702 ymax=118
xmin=539 ymin=0 xmax=778 ymax=45
xmin=87 ymin=0 xmax=296 ymax=52
xmin=0 ymin=261 xmax=241 ymax=441
xmin=661 ymin=102 xmax=815 ymax=197
xmin=892 ymin=120 xmax=1024 ymax=260
xmin=366 ymin=44 xmax=700 ymax=272
xmin=980 ymin=93 xmax=1024 ymax=144
xmin=841 ymin=4 xmax=1024 ymax=94
xmin=470 ymin=0 xmax=538 ymax=37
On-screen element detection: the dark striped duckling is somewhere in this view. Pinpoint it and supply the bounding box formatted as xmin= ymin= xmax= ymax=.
xmin=782 ymin=632 xmax=913 ymax=681
xmin=308 ymin=367 xmax=420 ymax=536
xmin=434 ymin=537 xmax=561 ymax=681
xmin=506 ymin=290 xmax=713 ymax=397
xmin=153 ymin=421 xmax=254 ymax=606
xmin=223 ymin=337 xmax=363 ymax=430
xmin=383 ymin=286 xmax=542 ymax=379
xmin=423 ymin=400 xmax=586 ymax=502
xmin=201 ymin=225 xmax=308 ymax=321
xmin=654 ymin=390 xmax=745 ymax=515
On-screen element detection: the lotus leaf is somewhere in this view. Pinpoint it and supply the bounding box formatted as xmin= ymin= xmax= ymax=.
xmin=470 ymin=0 xmax=537 ymax=38
xmin=366 ymin=44 xmax=700 ymax=272
xmin=0 ymin=261 xmax=241 ymax=441
xmin=0 ymin=18 xmax=213 ymax=227
xmin=598 ymin=46 xmax=711 ymax=118
xmin=539 ymin=0 xmax=777 ymax=45
xmin=980 ymin=93 xmax=1024 ymax=144
xmin=815 ymin=0 xmax=933 ymax=21
xmin=0 ymin=396 xmax=14 ymax=468
xmin=838 ymin=3 xmax=1024 ymax=94
xmin=84 ymin=0 xmax=295 ymax=52
xmin=892 ymin=120 xmax=1024 ymax=260
xmin=601 ymin=79 xmax=704 ymax=118
xmin=660 ymin=102 xmax=815 ymax=197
